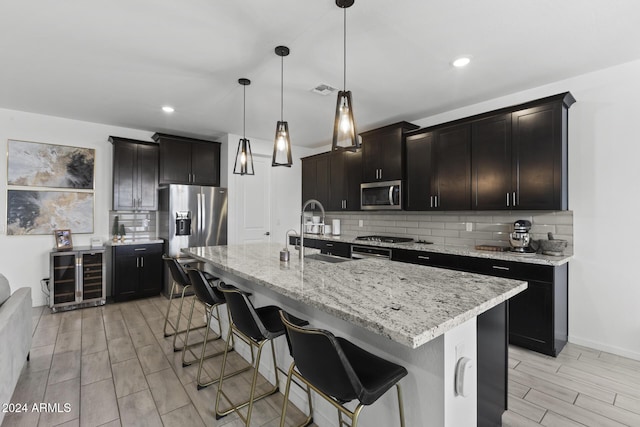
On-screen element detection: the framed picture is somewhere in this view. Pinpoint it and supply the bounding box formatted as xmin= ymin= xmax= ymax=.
xmin=54 ymin=229 xmax=73 ymax=250
xmin=7 ymin=139 xmax=95 ymax=189
xmin=7 ymin=190 xmax=94 ymax=235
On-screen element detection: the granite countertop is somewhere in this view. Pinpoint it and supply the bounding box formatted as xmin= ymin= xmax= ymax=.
xmin=302 ymin=233 xmax=572 ymax=266
xmin=106 ymin=239 xmax=164 ymax=246
xmin=183 ymin=243 xmax=527 ymax=349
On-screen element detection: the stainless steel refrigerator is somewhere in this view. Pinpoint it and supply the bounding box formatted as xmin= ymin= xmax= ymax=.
xmin=158 ymin=184 xmax=227 ymax=296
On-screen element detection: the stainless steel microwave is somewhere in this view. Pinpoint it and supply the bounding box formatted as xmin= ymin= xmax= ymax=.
xmin=361 ymin=180 xmax=402 ymax=210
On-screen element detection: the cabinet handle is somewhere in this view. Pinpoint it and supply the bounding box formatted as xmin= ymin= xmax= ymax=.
xmin=506 ymin=192 xmax=510 ymax=207
xmin=379 ymin=168 xmax=383 ymax=180
xmin=435 ymin=195 xmax=438 ymax=208
xmin=492 ymin=265 xmax=510 ymax=271
xmin=430 ymin=196 xmax=433 ymax=208
xmin=418 ymin=255 xmax=430 ymax=260
xmin=136 ymin=257 xmax=139 ymax=268
xmin=326 ymin=243 xmax=333 ymax=247
xmin=140 ymin=257 xmax=144 ymax=268
xmin=512 ymin=192 xmax=516 ymax=207
xmin=134 ymin=248 xmax=146 ymax=251
xmin=192 ymin=173 xmax=195 ymax=182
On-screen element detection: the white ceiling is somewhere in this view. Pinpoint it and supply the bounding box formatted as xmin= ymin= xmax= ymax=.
xmin=1 ymin=1 xmax=639 ymax=148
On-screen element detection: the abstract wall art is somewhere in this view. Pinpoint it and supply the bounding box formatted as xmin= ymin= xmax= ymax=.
xmin=7 ymin=190 xmax=94 ymax=235
xmin=7 ymin=139 xmax=94 ymax=189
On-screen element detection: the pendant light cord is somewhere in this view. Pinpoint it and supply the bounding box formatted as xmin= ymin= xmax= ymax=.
xmin=281 ymin=54 xmax=284 ymax=121
xmin=343 ymin=6 xmax=347 ymax=91
xmin=243 ymin=84 xmax=246 ymax=138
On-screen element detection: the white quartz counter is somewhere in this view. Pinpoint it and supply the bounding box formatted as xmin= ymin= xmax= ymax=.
xmin=183 ymin=243 xmax=526 ymax=349
xmin=303 ymin=232 xmax=572 ymax=266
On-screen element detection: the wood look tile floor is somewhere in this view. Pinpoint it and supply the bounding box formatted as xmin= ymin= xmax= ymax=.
xmin=2 ymin=295 xmax=639 ymax=427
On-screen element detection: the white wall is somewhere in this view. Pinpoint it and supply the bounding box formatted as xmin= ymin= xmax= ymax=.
xmin=411 ymin=59 xmax=640 ymax=360
xmin=0 ymin=111 xmax=311 ymax=309
xmin=0 ymin=108 xmax=154 ymax=306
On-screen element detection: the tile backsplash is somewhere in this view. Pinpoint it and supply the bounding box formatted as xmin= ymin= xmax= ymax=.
xmin=325 ymin=210 xmax=573 ymax=253
xmin=108 ymin=211 xmax=158 ymax=242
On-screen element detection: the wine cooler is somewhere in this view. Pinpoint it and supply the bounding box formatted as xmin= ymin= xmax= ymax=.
xmin=49 ymin=247 xmax=106 ymax=312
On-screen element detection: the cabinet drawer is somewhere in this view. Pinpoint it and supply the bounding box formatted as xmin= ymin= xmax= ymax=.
xmin=461 ymin=257 xmax=553 ymax=283
xmin=391 ymin=248 xmax=457 ymax=268
xmin=316 ymin=241 xmax=350 ymax=258
xmin=114 ymin=243 xmax=162 ymax=257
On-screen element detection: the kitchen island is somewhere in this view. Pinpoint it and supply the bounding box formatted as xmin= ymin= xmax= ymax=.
xmin=184 ymin=243 xmax=527 ymax=427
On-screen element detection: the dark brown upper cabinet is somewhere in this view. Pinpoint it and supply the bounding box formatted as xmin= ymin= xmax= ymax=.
xmin=152 ymin=133 xmax=221 ymax=186
xmin=328 ymin=149 xmax=362 ymax=211
xmin=110 ymin=137 xmax=158 ymax=211
xmin=405 ymin=124 xmax=471 ymax=211
xmin=471 ymin=93 xmax=574 ymax=210
xmin=301 ymin=153 xmax=330 ymax=209
xmin=361 ymin=121 xmax=418 ymax=183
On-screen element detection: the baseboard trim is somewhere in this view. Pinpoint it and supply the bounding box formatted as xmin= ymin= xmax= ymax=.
xmin=568 ymin=335 xmax=640 ymax=362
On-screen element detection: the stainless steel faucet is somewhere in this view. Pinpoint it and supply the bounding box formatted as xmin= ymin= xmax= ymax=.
xmin=299 ymin=199 xmax=325 ymax=260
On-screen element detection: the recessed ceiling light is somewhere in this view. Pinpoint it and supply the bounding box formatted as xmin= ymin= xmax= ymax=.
xmin=162 ymin=106 xmax=175 ymax=113
xmin=452 ymin=57 xmax=471 ymax=68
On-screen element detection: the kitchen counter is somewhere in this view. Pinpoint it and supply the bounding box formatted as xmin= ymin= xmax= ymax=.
xmin=183 ymin=243 xmax=526 ymax=349
xmin=184 ymin=242 xmax=526 ymax=426
xmin=105 ymin=239 xmax=164 ymax=246
xmin=302 ymin=232 xmax=573 ymax=266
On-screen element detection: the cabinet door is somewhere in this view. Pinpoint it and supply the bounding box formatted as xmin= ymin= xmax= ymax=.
xmin=343 ymin=150 xmax=362 ymax=211
xmin=315 ymin=154 xmax=330 ymax=208
xmin=472 ymin=114 xmax=512 ymax=210
xmin=302 ymin=157 xmax=316 ymax=204
xmin=159 ymin=138 xmax=191 ymax=184
xmin=191 ymin=141 xmax=220 ymax=186
xmin=138 ymin=248 xmax=163 ymax=296
xmin=512 ymin=103 xmax=563 ymax=209
xmin=328 ymin=151 xmax=346 ymax=211
xmin=433 ymin=124 xmax=471 ymax=210
xmin=509 ymin=281 xmax=553 ymax=353
xmin=112 ymin=248 xmax=140 ymax=301
xmin=405 ymin=132 xmax=434 ymax=211
xmin=112 ymin=141 xmax=137 ymax=210
xmin=136 ymin=143 xmax=159 ymax=210
xmin=362 ymin=128 xmax=402 ymax=181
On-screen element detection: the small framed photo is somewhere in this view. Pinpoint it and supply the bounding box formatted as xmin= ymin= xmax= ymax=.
xmin=54 ymin=229 xmax=73 ymax=251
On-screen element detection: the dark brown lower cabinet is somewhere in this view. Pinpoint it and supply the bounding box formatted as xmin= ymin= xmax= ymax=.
xmin=109 ymin=243 xmax=163 ymax=302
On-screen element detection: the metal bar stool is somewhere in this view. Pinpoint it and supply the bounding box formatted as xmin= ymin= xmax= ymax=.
xmin=279 ymin=311 xmax=408 ymax=427
xmin=183 ymin=268 xmax=247 ymax=389
xmin=162 ymin=255 xmax=217 ymax=352
xmin=215 ymin=283 xmax=308 ymax=427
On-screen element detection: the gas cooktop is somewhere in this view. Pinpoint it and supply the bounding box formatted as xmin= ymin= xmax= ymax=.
xmin=355 ymin=235 xmax=414 ymax=244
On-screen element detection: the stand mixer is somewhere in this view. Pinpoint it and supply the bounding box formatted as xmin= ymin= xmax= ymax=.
xmin=509 ymin=220 xmax=535 ymax=253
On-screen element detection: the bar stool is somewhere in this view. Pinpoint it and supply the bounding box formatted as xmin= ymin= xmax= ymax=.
xmin=182 ymin=268 xmax=234 ymax=389
xmin=215 ymin=283 xmax=308 ymax=427
xmin=279 ymin=311 xmax=408 ymax=427
xmin=162 ymin=255 xmax=217 ymax=352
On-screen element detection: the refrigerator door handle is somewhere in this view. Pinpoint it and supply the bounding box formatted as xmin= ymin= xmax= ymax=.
xmin=196 ymin=192 xmax=201 ymax=238
xmin=201 ymin=191 xmax=206 ymax=236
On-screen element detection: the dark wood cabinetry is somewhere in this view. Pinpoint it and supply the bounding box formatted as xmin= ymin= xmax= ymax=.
xmin=109 ymin=243 xmax=163 ymax=302
xmin=153 ymin=133 xmax=221 ymax=186
xmin=405 ymin=124 xmax=471 ymax=211
xmin=301 ymin=153 xmax=330 ymax=208
xmin=361 ymin=121 xmax=418 ymax=183
xmin=110 ymin=137 xmax=158 ymax=211
xmin=328 ymin=150 xmax=362 ymax=211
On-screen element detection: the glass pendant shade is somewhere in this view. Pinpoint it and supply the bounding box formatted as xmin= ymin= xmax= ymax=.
xmin=233 ymin=137 xmax=254 ymax=175
xmin=272 ymin=120 xmax=292 ymax=167
xmin=233 ymin=77 xmax=254 ymax=175
xmin=332 ymin=90 xmax=358 ymax=151
xmin=272 ymin=45 xmax=293 ymax=167
xmin=331 ymin=0 xmax=359 ymax=151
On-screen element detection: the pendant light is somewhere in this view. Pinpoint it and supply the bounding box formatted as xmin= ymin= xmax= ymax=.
xmin=331 ymin=0 xmax=359 ymax=152
xmin=233 ymin=78 xmax=255 ymax=176
xmin=272 ymin=46 xmax=293 ymax=167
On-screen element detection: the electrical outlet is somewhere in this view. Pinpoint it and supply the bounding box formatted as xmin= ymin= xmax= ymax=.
xmin=358 ymin=220 xmax=364 ymax=227
xmin=465 ymin=222 xmax=473 ymax=232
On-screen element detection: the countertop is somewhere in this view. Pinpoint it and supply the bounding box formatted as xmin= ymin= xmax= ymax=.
xmin=300 ymin=233 xmax=572 ymax=266
xmin=183 ymin=243 xmax=527 ymax=349
xmin=105 ymin=239 xmax=164 ymax=246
